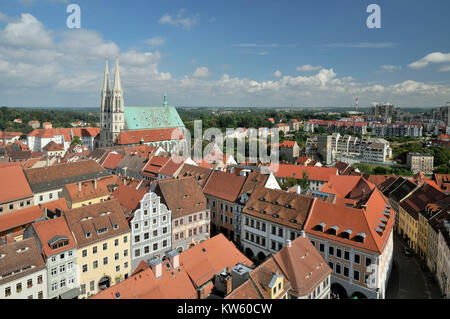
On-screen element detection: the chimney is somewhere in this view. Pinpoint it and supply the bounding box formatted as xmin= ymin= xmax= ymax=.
xmin=286 ymin=239 xmax=292 ymax=247
xmin=166 ymin=250 xmax=179 ymax=269
xmin=46 ymin=157 xmax=49 ymax=166
xmin=78 ymin=181 xmax=82 ymax=191
xmin=214 ymin=271 xmax=233 ymax=296
xmin=300 ymin=230 xmax=306 ymax=238
xmin=94 ymin=179 xmax=98 ymax=190
xmin=149 ymin=259 xmax=162 ymax=279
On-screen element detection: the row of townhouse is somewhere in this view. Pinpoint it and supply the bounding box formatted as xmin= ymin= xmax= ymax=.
xmin=239 ymin=174 xmax=396 ymax=299
xmin=27 ymin=127 xmax=100 ymax=152
xmin=370 ymin=123 xmax=423 ymax=137
xmin=1 ymin=174 xmax=213 ymax=300
xmin=303 ymin=120 xmax=368 ymax=135
xmin=380 ymin=176 xmax=450 ymax=298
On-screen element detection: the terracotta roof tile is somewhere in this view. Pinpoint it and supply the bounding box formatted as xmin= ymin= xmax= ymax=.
xmin=0 ymin=164 xmax=33 ymax=204
xmin=203 ymin=171 xmax=246 ymax=202
xmin=0 ymin=205 xmax=43 ymax=233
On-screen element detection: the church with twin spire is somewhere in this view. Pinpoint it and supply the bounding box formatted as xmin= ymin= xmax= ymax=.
xmin=98 ymin=57 xmax=185 ymax=148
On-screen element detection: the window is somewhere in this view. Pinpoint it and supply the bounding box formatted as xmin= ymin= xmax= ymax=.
xmin=82 ymin=264 xmax=88 ymax=273
xmin=365 ymin=257 xmax=372 ymax=267
xmin=353 ymin=270 xmax=360 ymax=281
xmin=68 ymin=251 xmax=73 ymax=257
xmin=124 ymin=249 xmax=128 ymax=257
xmin=175 ymin=220 xmax=178 ymax=227
xmin=175 ymin=234 xmax=179 ymax=240
xmin=51 ymin=256 xmax=56 ymax=263
xmin=144 ymin=232 xmax=149 ymax=240
xmin=38 ymin=291 xmax=43 ymax=299
xmin=116 ymin=265 xmax=120 ymax=272
xmin=51 ymin=268 xmax=57 ymax=276
xmin=344 ymin=267 xmax=349 ymax=277
xmin=37 ymin=275 xmax=43 ymax=284
xmin=27 ymin=279 xmax=33 ymax=288
xmin=90 ymin=281 xmax=95 ymax=291
xmin=163 ymin=227 xmax=167 ymax=234
xmin=103 ymin=243 xmax=107 ymax=251
xmin=80 ymin=284 xmax=86 ymax=295
xmin=278 ymin=228 xmax=283 ymax=237
xmin=144 ymin=246 xmax=150 ymax=254
xmin=93 ymin=260 xmax=98 ymax=269
xmin=328 ymin=261 xmax=334 ymax=270
xmin=153 ymin=243 xmax=158 ymax=251
xmin=123 ymin=236 xmax=128 ymax=243
xmin=134 ymin=235 xmax=140 ymax=243
xmin=271 ymin=241 xmax=276 ymax=250
xmin=59 ymin=264 xmax=65 ymax=273
xmin=354 ymin=254 xmax=360 ymax=264
xmin=319 ymin=243 xmax=325 ymax=252
xmin=115 ymin=253 xmax=119 ymax=261
xmin=189 ymin=229 xmax=192 ymax=237
xmin=135 ymin=249 xmax=140 ymax=257
xmin=51 ymin=282 xmax=57 ymax=292
xmin=336 ymin=248 xmax=342 ymax=258
xmin=272 ymin=226 xmax=276 ymax=235
xmin=124 ymin=262 xmax=128 ymax=269
xmin=82 ymin=249 xmax=87 ymax=258
xmin=134 ymin=223 xmax=139 ymax=229
xmin=115 ymin=239 xmax=119 ymax=247
xmin=92 ymin=246 xmax=97 ymax=254
xmin=60 ymin=279 xmax=66 ymax=288
xmin=153 ymin=230 xmax=158 ymax=237
xmin=153 ymin=218 xmax=157 ymax=224
xmin=16 ymin=283 xmax=22 ymax=292
xmin=344 ymin=251 xmax=350 ymax=261
xmin=329 ymin=246 xmax=334 ymax=256
xmin=331 ymin=263 xmax=343 ymax=277
xmin=103 ymin=257 xmax=108 ymax=265
xmin=163 ymin=240 xmax=167 ymax=247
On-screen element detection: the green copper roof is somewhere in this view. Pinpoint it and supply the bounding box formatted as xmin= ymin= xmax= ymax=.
xmin=124 ymin=106 xmax=185 ymax=130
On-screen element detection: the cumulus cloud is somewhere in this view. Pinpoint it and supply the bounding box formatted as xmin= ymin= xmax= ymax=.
xmin=193 ymin=66 xmax=211 ymax=78
xmin=159 ymin=9 xmax=198 ymax=29
xmin=143 ymin=36 xmax=166 ymax=47
xmin=274 ymin=70 xmax=282 ymax=77
xmin=408 ymin=52 xmax=450 ymax=69
xmin=0 ymin=13 xmax=53 ymax=49
xmin=296 ymin=64 xmax=322 ymax=72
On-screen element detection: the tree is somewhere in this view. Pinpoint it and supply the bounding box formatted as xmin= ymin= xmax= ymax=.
xmin=71 ymin=136 xmax=82 ymax=146
xmin=299 ymin=171 xmax=310 ymax=191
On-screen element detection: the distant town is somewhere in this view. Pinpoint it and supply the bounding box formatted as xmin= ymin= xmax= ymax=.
xmin=0 ymin=57 xmax=448 ymax=301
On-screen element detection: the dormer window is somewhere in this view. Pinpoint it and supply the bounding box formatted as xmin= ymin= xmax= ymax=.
xmin=86 ymin=232 xmax=92 ymax=238
xmin=113 ymin=224 xmax=119 ymax=230
xmin=97 ymin=227 xmax=108 ymax=235
xmin=327 ymin=226 xmax=339 ymax=236
xmin=354 ymin=232 xmax=366 ymax=243
xmin=16 ymin=247 xmax=29 ymax=253
xmin=340 ymin=229 xmax=352 ymax=239
xmin=314 ymin=222 xmax=326 ymax=232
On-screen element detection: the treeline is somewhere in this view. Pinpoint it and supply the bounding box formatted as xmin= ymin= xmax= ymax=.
xmin=0 ymin=107 xmax=100 ymax=134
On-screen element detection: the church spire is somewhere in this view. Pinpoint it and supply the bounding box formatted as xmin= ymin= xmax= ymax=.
xmin=103 ymin=57 xmax=110 ymax=93
xmin=163 ymin=93 xmax=168 ymax=107
xmin=113 ymin=56 xmax=122 ymax=93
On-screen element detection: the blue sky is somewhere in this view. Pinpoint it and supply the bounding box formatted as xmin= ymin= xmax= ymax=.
xmin=0 ymin=0 xmax=449 ymax=108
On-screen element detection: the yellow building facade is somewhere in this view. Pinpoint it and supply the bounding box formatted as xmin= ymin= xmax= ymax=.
xmin=77 ymin=232 xmax=131 ymax=299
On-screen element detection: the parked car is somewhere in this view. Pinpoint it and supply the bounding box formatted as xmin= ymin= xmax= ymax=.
xmin=403 ymin=247 xmax=412 ymax=256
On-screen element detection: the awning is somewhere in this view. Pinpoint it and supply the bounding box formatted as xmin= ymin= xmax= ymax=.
xmin=60 ymin=287 xmax=81 ymax=299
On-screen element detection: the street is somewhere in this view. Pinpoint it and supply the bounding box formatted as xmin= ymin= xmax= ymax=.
xmin=386 ymin=234 xmax=442 ymax=299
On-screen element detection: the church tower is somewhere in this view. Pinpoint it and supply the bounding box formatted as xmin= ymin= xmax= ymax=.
xmin=99 ymin=57 xmax=125 ymax=147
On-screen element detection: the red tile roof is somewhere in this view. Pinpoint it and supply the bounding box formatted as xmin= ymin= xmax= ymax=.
xmin=202 ymin=171 xmax=246 ymax=202
xmin=179 ymin=233 xmax=253 ymax=288
xmin=115 ymin=128 xmax=183 ymax=145
xmin=141 ymin=156 xmax=170 ymax=178
xmin=0 ymin=205 xmax=43 ymax=233
xmin=90 ymin=259 xmax=197 ymax=299
xmin=63 ymin=175 xmax=117 ymax=203
xmin=31 ymin=216 xmax=76 ymax=258
xmin=42 ymin=141 xmax=64 ymax=152
xmin=304 ymin=188 xmax=394 ymax=254
xmin=269 ymin=164 xmax=338 ymax=182
xmin=0 ymin=164 xmax=33 ymax=204
xmin=110 ymin=183 xmax=147 ymax=216
xmin=273 ymin=235 xmax=332 ymax=297
xmin=102 ymin=152 xmax=124 ymax=170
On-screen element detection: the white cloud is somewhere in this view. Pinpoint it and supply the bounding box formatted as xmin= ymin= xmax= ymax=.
xmin=408 ymin=52 xmax=450 ymax=69
xmin=0 ymin=13 xmax=53 ymax=49
xmin=274 ymin=70 xmax=282 ymax=77
xmin=296 ymin=64 xmax=322 ymax=72
xmin=143 ymin=36 xmax=166 ymax=47
xmin=193 ymin=66 xmax=211 ymax=78
xmin=323 ymin=42 xmax=398 ymax=49
xmin=159 ymin=9 xmax=198 ymax=29
xmin=439 ymin=65 xmax=450 ymax=72
xmin=376 ymin=65 xmax=402 ymax=73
